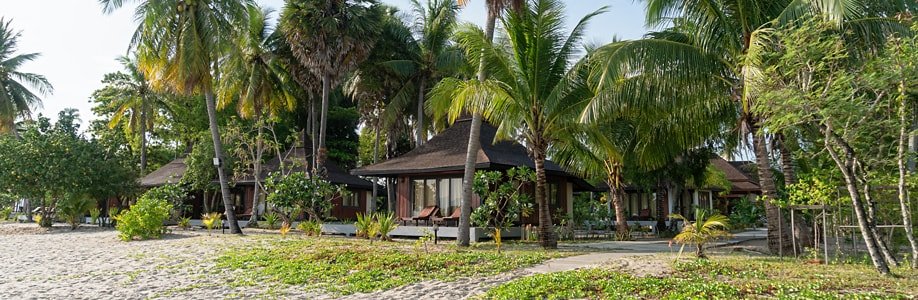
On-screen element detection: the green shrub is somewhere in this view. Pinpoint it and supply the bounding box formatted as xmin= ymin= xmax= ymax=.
xmin=0 ymin=206 xmax=11 ymax=221
xmin=354 ymin=213 xmax=372 ymax=238
xmin=58 ymin=195 xmax=94 ymax=230
xmin=178 ymin=216 xmax=191 ymax=230
xmin=297 ymin=219 xmax=322 ymax=236
xmin=374 ymin=212 xmax=398 ymax=241
xmin=262 ymin=211 xmax=280 ymax=230
xmin=115 ymin=194 xmax=173 ymax=241
xmin=202 ymin=212 xmax=223 ymax=233
xmin=89 ymin=207 xmax=102 ymax=225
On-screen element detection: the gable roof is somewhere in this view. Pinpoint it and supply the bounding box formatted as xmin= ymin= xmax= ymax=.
xmin=139 ymin=158 xmax=187 ymax=187
xmin=352 ymin=119 xmax=570 ymax=176
xmin=710 ymin=157 xmax=760 ymax=192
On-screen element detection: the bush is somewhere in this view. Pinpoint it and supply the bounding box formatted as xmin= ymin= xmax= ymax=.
xmin=142 ymin=184 xmax=187 ymax=220
xmin=262 ymin=211 xmax=280 ymax=230
xmin=354 ymin=213 xmax=373 ymax=238
xmin=297 ymin=219 xmax=322 ymax=236
xmin=0 ymin=206 xmax=11 ymax=221
xmin=115 ymin=194 xmax=173 ymax=241
xmin=374 ymin=212 xmax=398 ymax=241
xmin=202 ymin=212 xmax=223 ymax=233
xmin=89 ymin=207 xmax=102 ymax=225
xmin=58 ymin=195 xmax=94 ymax=230
xmin=178 ymin=216 xmax=191 ymax=230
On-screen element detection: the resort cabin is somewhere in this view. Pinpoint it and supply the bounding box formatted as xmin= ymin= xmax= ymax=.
xmin=352 ymin=118 xmax=593 ymax=241
xmin=139 ymin=146 xmax=374 ymax=225
xmin=596 ymin=156 xmax=760 ymax=229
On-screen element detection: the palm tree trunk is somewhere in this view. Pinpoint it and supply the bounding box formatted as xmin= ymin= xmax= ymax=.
xmin=415 ymin=78 xmax=427 ymax=147
xmin=778 ymin=133 xmax=812 ymax=250
xmin=316 ymin=74 xmax=330 ymax=178
xmin=139 ymin=104 xmax=148 ymax=175
xmin=204 ymin=88 xmax=242 ymax=234
xmin=459 ymin=8 xmax=498 ymax=247
xmin=896 ymin=82 xmax=918 ymax=268
xmin=607 ymin=163 xmax=629 ymax=235
xmin=821 ymin=123 xmax=890 ymax=274
xmin=533 ymin=142 xmax=557 ymax=249
xmin=655 ymin=180 xmax=668 ymax=232
xmin=370 ymin=118 xmax=380 ymax=214
xmin=247 ymin=119 xmax=265 ymax=228
xmin=753 ymin=125 xmax=789 ymax=254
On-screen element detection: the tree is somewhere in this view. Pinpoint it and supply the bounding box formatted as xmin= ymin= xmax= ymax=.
xmin=100 ymin=0 xmax=254 ymax=234
xmin=591 ymin=0 xmax=912 ymax=254
xmin=454 ymin=0 xmax=522 ymax=247
xmin=471 ymin=167 xmax=534 ymax=253
xmin=264 ymin=172 xmax=343 ymax=222
xmin=430 ymin=0 xmax=604 ymax=249
xmin=670 ymin=208 xmax=732 ymax=259
xmin=0 ymin=18 xmax=53 ymax=135
xmin=102 ymin=56 xmax=169 ymax=175
xmin=218 ymin=5 xmax=296 ymax=227
xmin=281 ymin=0 xmax=383 ymax=178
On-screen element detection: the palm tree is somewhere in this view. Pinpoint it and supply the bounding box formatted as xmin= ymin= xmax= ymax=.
xmin=281 ymin=0 xmax=384 ymax=178
xmin=100 ymin=0 xmax=253 ymax=234
xmin=218 ymin=5 xmax=297 ymax=228
xmin=589 ymin=0 xmax=911 ymax=255
xmin=387 ymin=0 xmax=463 ymax=147
xmin=670 ymin=208 xmax=732 ymax=259
xmin=105 ymin=56 xmax=167 ymax=175
xmin=430 ymin=0 xmax=604 ymax=249
xmin=454 ymin=0 xmax=521 ymax=247
xmin=0 ymin=18 xmax=53 ymax=135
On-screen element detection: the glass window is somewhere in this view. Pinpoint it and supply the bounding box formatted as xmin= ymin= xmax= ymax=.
xmin=413 ymin=180 xmax=425 ymax=215
xmin=438 ymin=179 xmax=450 ymax=216
xmin=450 ymin=178 xmax=462 ymax=214
xmin=342 ymin=193 xmax=358 ymax=207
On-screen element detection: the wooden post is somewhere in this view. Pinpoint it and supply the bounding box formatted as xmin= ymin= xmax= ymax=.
xmin=791 ymin=209 xmax=797 ymax=257
xmin=823 ymin=209 xmax=829 ymax=264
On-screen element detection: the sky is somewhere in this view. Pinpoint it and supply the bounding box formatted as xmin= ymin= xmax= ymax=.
xmin=2 ymin=0 xmax=649 ymax=128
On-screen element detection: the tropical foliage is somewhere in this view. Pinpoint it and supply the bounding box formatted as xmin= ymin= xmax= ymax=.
xmin=115 ymin=192 xmax=173 ymax=241
xmin=0 ymin=18 xmax=52 ymax=134
xmin=471 ymin=167 xmax=534 ymax=253
xmin=670 ymin=208 xmax=732 ymax=259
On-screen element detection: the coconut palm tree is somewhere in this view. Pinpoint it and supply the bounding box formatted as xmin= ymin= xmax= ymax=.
xmin=99 ymin=0 xmax=253 ymax=234
xmin=670 ymin=208 xmax=732 ymax=259
xmin=218 ymin=5 xmax=297 ymax=228
xmin=453 ymin=0 xmax=521 ymax=247
xmin=281 ymin=0 xmax=384 ymax=178
xmin=430 ymin=0 xmax=604 ymax=249
xmin=0 ymin=18 xmax=53 ymax=135
xmin=105 ymin=56 xmax=168 ymax=175
xmin=587 ymin=0 xmax=912 ymax=256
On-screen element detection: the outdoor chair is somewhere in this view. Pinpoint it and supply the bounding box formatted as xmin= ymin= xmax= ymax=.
xmin=401 ymin=206 xmax=439 ymax=226
xmin=433 ymin=208 xmax=461 ymax=226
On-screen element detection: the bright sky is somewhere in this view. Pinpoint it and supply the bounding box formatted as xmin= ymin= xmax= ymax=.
xmin=2 ymin=0 xmax=648 ymax=128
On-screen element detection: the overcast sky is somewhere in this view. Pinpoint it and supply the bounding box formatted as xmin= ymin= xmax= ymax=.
xmin=2 ymin=0 xmax=648 ymax=128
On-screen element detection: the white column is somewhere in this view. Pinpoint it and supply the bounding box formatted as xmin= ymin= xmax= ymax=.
xmin=366 ymin=191 xmax=373 ymax=214
xmin=708 ymin=191 xmax=714 ymax=210
xmin=692 ymin=190 xmax=699 ymax=208
xmin=667 ymin=185 xmax=676 ymax=216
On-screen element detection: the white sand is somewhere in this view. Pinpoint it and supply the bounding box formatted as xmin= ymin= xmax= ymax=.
xmin=0 ymin=222 xmax=671 ymax=299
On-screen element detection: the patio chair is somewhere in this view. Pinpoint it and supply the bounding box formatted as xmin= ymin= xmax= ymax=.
xmin=401 ymin=206 xmax=439 ymax=226
xmin=433 ymin=208 xmax=461 ymax=226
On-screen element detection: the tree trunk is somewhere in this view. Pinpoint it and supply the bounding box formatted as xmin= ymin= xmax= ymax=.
xmin=458 ymin=9 xmax=498 ymax=247
xmin=608 ymin=176 xmax=629 ymax=235
xmin=863 ymin=183 xmax=900 ymax=266
xmin=316 ymin=74 xmax=330 ymax=178
xmin=778 ymin=133 xmax=813 ymax=250
xmin=246 ymin=119 xmax=265 ymax=228
xmin=822 ymin=123 xmax=890 ymax=274
xmin=533 ymin=143 xmax=557 ymax=249
xmin=139 ymin=103 xmax=148 ymax=175
xmin=753 ymin=126 xmax=790 ymax=254
xmin=310 ymin=94 xmax=318 ymax=171
xmin=370 ymin=119 xmax=380 ymax=214
xmin=896 ymin=82 xmax=918 ymax=268
xmin=415 ymin=78 xmax=427 ymax=147
xmin=204 ymin=89 xmax=242 ymax=234
xmin=655 ymin=180 xmax=668 ymax=233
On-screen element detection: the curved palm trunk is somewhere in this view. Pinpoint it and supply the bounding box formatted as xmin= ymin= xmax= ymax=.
xmin=459 ymin=8 xmax=499 ymax=247
xmin=655 ymin=180 xmax=668 ymax=232
xmin=204 ymin=89 xmax=242 ymax=234
xmin=753 ymin=126 xmax=789 ymax=254
xmin=370 ymin=118 xmax=381 ymax=214
xmin=606 ymin=162 xmax=628 ymax=235
xmin=139 ymin=104 xmax=148 ymax=175
xmin=533 ymin=142 xmax=557 ymax=249
xmin=415 ymin=78 xmax=427 ymax=147
xmin=316 ymin=74 xmax=331 ymax=178
xmin=896 ymin=83 xmax=918 ymax=268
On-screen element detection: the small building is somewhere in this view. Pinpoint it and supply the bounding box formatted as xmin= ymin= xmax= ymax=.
xmin=139 ymin=145 xmax=374 ymax=223
xmin=352 ymin=119 xmax=593 ymax=240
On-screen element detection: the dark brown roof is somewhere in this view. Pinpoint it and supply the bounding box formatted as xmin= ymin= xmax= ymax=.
xmin=352 ymin=119 xmax=570 ymax=176
xmin=139 ymin=158 xmax=187 ymax=187
xmin=711 ymin=157 xmax=760 ymax=192
xmin=237 ymin=146 xmax=373 ymax=190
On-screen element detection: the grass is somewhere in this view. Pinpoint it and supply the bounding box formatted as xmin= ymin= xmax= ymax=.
xmin=481 ymin=255 xmax=918 ymax=299
xmin=216 ymin=237 xmax=572 ymax=295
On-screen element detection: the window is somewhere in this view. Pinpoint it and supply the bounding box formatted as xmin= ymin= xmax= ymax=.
xmin=547 ymin=183 xmax=559 ymax=208
xmin=342 ymin=193 xmax=359 ymax=207
xmin=411 ymin=177 xmax=462 ymax=216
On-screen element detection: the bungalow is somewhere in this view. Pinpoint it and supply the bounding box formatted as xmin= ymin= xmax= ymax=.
xmin=139 ymin=144 xmax=374 ymax=223
xmin=352 ymin=118 xmax=594 ymax=240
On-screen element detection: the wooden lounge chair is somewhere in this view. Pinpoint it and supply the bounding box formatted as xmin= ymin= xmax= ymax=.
xmin=433 ymin=208 xmax=461 ymax=226
xmin=402 ymin=206 xmax=439 ymax=226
